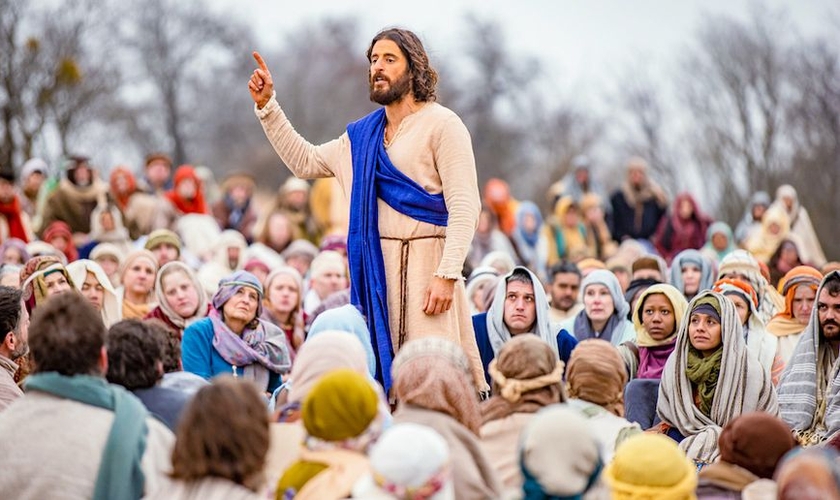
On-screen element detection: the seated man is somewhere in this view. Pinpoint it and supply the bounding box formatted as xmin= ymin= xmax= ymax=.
xmin=0 ymin=292 xmax=173 ymax=498
xmin=547 ymin=261 xmax=583 ymax=325
xmin=473 ymin=266 xmax=577 ymax=386
xmin=106 ymin=319 xmax=193 ymax=432
xmin=779 ymin=271 xmax=840 ymax=446
xmin=0 ymin=286 xmax=27 ymax=411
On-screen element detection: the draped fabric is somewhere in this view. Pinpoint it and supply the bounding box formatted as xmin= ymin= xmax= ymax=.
xmin=657 ymin=291 xmax=778 ymax=464
xmin=779 ymin=271 xmax=840 ymax=444
xmin=25 ymin=373 xmax=148 ymax=500
xmin=346 ymin=108 xmax=448 ymax=390
xmin=485 ymin=266 xmax=558 ymax=357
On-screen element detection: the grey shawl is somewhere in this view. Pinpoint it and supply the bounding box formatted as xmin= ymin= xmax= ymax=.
xmin=657 ymin=291 xmax=778 ymax=464
xmin=486 ymin=266 xmax=558 ymax=357
xmin=779 ymin=271 xmax=840 ymax=444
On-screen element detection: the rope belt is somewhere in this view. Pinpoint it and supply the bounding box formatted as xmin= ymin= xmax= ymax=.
xmin=380 ymin=234 xmax=445 ymax=348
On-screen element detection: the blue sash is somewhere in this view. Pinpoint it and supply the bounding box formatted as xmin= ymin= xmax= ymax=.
xmin=346 ymin=108 xmax=448 ymax=390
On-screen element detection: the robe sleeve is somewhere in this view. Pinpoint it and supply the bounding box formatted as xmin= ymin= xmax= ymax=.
xmin=432 ymin=113 xmax=480 ymax=279
xmin=255 ymin=93 xmax=348 ymax=179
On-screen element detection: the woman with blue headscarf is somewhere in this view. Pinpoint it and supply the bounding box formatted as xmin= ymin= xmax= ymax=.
xmin=182 ymin=270 xmax=292 ymax=393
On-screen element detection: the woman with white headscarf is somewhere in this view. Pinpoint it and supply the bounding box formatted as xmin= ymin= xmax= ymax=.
xmin=66 ymin=259 xmax=121 ymax=327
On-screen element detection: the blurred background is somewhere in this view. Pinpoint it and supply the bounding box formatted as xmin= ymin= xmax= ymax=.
xmin=1 ymin=0 xmax=838 ymax=257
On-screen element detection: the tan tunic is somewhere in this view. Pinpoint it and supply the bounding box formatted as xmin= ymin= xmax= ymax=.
xmin=256 ymin=96 xmax=485 ymax=388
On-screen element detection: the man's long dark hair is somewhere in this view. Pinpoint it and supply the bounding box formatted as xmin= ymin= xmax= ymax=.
xmin=366 ymin=28 xmax=438 ymax=103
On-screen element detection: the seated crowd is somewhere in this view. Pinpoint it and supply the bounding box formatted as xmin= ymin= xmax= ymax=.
xmin=0 ymin=152 xmax=838 ymax=499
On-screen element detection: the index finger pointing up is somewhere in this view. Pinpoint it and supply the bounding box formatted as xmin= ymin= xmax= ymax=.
xmin=253 ymin=51 xmax=269 ymax=72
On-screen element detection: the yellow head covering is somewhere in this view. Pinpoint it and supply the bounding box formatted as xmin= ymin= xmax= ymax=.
xmin=302 ymin=368 xmax=378 ymax=442
xmin=632 ymin=284 xmax=689 ymax=347
xmin=603 ymin=433 xmax=697 ymax=499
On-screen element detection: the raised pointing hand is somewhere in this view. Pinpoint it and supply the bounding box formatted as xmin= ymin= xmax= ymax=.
xmin=249 ymin=51 xmax=274 ymax=109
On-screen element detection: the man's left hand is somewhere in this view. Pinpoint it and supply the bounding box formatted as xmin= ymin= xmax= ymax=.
xmin=423 ymin=276 xmax=455 ymax=315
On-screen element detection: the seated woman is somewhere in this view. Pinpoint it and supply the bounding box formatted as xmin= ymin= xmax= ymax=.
xmin=149 ymin=377 xmax=267 ymax=500
xmin=20 ymin=255 xmax=75 ymax=314
xmin=116 ymin=250 xmax=158 ymax=320
xmin=181 ymin=271 xmax=291 ymax=394
xmin=260 ymin=266 xmax=304 ymax=355
xmin=66 ymin=259 xmax=121 ymax=327
xmin=656 ymin=291 xmax=778 ymax=467
xmin=392 ymin=338 xmax=501 ymax=499
xmin=276 ymin=369 xmax=385 ymax=500
xmin=766 ymin=265 xmax=823 ymax=364
xmin=146 ymin=261 xmax=209 ymax=338
xmin=560 ymin=269 xmax=635 ymax=347
xmin=714 ymin=278 xmax=782 ymax=384
xmin=480 ymin=335 xmax=566 ymax=494
xmin=624 ymin=284 xmax=688 ymax=429
xmin=669 ymin=249 xmax=714 ymax=301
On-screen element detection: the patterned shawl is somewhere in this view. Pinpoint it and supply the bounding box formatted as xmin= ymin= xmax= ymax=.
xmin=657 ymin=291 xmax=778 ymax=464
xmin=779 ymin=271 xmax=840 ymax=445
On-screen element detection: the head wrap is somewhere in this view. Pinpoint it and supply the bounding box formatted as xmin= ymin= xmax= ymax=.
xmin=287 ymin=331 xmax=371 ymax=405
xmin=702 ymin=221 xmax=735 ymax=262
xmin=479 ymin=250 xmax=516 ymax=276
xmin=657 ymin=290 xmax=778 ymax=464
xmin=212 ymin=270 xmax=264 ymax=320
xmin=144 ymin=229 xmax=182 ymax=255
xmin=485 ymin=266 xmax=558 ymax=357
xmin=633 ymin=284 xmax=688 ymax=347
xmin=21 ymin=157 xmax=49 ymax=179
xmin=165 ymin=165 xmax=208 ymax=215
xmin=154 ymin=261 xmax=208 ymax=329
xmin=392 ymin=337 xmax=480 ymax=435
xmin=481 ymin=335 xmax=565 ymax=424
xmin=0 ymin=238 xmax=30 ymax=264
xmin=669 ymin=249 xmax=715 ymax=298
xmin=691 ymin=296 xmax=721 ymax=325
xmin=20 ymin=256 xmax=75 ymax=313
xmin=779 ymin=271 xmax=840 ymax=444
xmin=566 ymin=339 xmax=628 ymax=417
xmin=573 ymin=269 xmax=632 ymax=344
xmin=775 ymin=447 xmax=840 ymax=499
xmin=309 ymin=250 xmax=346 ymax=280
xmin=308 ymin=305 xmax=377 ymax=379
xmin=767 ymin=266 xmax=823 ymax=337
xmin=66 ymin=259 xmax=121 ymax=328
xmin=520 ymin=405 xmax=603 ymax=499
xmin=42 ymin=221 xmax=78 ymax=263
xmin=318 ymin=234 xmax=346 ymax=253
xmin=718 ymin=412 xmax=795 ymax=479
xmin=576 ymin=257 xmax=607 ymax=274
xmin=717 ymin=249 xmax=785 ymax=323
xmin=281 ymin=239 xmax=319 ymax=263
xmin=302 ymin=369 xmax=380 ymax=444
xmin=603 ymin=433 xmax=697 ymax=499
xmin=90 ymin=242 xmax=124 ymax=268
xmin=354 ymin=423 xmax=453 ymax=500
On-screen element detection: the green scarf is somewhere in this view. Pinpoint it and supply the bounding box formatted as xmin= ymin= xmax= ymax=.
xmin=25 ymin=373 xmax=149 ymax=500
xmin=685 ymin=347 xmax=723 ymax=418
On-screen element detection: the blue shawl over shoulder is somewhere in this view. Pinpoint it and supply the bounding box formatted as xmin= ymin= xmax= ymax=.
xmin=346 ymin=107 xmax=448 ymax=390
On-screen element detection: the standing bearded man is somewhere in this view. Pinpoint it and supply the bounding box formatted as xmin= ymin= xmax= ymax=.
xmin=249 ymin=28 xmax=485 ymax=392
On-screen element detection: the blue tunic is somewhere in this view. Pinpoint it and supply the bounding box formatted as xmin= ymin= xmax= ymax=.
xmin=181 ymin=318 xmax=281 ymax=393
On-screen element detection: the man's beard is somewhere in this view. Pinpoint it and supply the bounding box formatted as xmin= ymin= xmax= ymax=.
xmin=820 ymin=319 xmax=840 ymax=341
xmin=369 ymin=70 xmax=411 ymax=105
xmin=11 ymin=342 xmax=28 ymax=360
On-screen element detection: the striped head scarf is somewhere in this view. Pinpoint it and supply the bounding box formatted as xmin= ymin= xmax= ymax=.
xmin=717 ymin=250 xmax=784 ymax=324
xmin=779 ymin=271 xmax=840 ymax=445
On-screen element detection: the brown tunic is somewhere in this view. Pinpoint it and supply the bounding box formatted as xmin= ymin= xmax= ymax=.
xmin=256 ymin=96 xmax=486 ymax=388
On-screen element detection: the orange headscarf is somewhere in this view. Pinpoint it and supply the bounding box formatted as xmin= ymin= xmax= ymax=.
xmin=109 ymin=166 xmax=137 ymax=211
xmin=766 ymin=265 xmax=822 ymax=337
xmin=166 ymin=165 xmax=208 ymax=215
xmin=483 ymin=178 xmax=518 ymax=236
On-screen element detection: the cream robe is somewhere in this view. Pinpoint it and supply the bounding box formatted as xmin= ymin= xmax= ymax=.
xmin=256 ymin=96 xmax=485 ymax=388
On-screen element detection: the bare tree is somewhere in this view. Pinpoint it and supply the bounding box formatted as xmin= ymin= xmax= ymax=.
xmin=119 ymin=0 xmax=253 ymax=166
xmin=678 ymin=7 xmax=794 ymax=223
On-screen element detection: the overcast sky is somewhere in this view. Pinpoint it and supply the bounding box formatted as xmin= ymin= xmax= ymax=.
xmin=219 ymin=0 xmax=836 ymax=89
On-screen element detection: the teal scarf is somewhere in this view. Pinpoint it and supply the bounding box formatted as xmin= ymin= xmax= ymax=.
xmin=25 ymin=373 xmax=149 ymax=500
